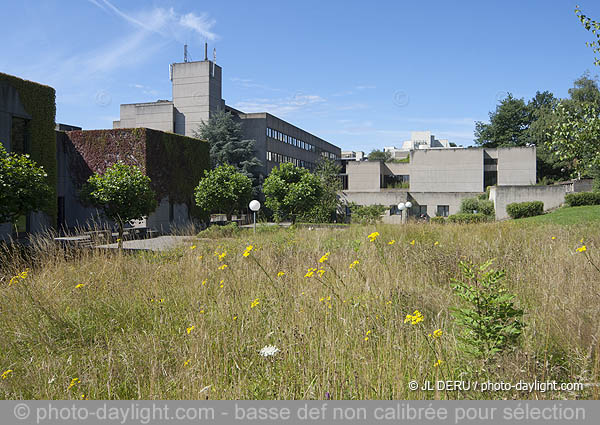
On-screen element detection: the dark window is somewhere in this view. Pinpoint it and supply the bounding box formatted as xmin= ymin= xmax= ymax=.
xmin=11 ymin=116 xmax=29 ymax=154
xmin=436 ymin=205 xmax=449 ymax=217
xmin=484 ymin=170 xmax=497 ymax=188
xmin=57 ymin=196 xmax=66 ymax=229
xmin=416 ymin=205 xmax=428 ymax=216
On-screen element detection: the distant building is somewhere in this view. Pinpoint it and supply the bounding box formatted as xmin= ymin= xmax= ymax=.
xmin=383 ymin=131 xmax=453 ymax=160
xmin=114 ymin=48 xmax=340 ymax=177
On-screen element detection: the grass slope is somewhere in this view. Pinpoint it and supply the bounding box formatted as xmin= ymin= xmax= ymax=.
xmin=0 ymin=222 xmax=599 ymax=400
xmin=517 ymin=205 xmax=600 ymax=225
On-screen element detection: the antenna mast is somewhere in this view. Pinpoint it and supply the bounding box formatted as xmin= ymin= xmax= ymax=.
xmin=212 ymin=48 xmax=216 ymax=77
xmin=184 ymin=44 xmax=188 ymax=63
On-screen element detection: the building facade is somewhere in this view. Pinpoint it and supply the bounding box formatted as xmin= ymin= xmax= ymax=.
xmin=114 ymin=55 xmax=340 ymax=178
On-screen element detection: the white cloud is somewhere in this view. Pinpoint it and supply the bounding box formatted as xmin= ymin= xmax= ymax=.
xmin=356 ymin=85 xmax=376 ymax=90
xmin=233 ymin=93 xmax=326 ymax=116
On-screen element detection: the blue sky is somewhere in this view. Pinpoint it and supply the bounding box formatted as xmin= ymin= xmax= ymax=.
xmin=2 ymin=0 xmax=600 ymax=151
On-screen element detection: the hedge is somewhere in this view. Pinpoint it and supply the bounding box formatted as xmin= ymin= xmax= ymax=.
xmin=0 ymin=73 xmax=56 ymax=221
xmin=506 ymin=201 xmax=544 ymax=219
xmin=460 ymin=196 xmax=495 ymax=217
xmin=447 ymin=213 xmax=489 ymax=224
xmin=564 ymin=192 xmax=600 ymax=207
xmin=430 ymin=216 xmax=446 ymax=224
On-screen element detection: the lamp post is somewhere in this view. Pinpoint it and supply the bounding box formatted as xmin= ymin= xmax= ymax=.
xmin=405 ymin=202 xmax=412 ymax=223
xmin=249 ymin=200 xmax=261 ymax=233
xmin=398 ymin=201 xmax=412 ymax=224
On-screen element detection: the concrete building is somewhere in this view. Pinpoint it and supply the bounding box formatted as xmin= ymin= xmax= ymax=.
xmin=340 ymin=146 xmax=540 ymax=220
xmin=114 ymin=49 xmax=340 ymax=177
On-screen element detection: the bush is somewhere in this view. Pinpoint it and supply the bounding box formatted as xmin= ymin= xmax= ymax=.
xmin=460 ymin=197 xmax=495 ymax=217
xmin=447 ymin=213 xmax=489 ymax=224
xmin=564 ymin=191 xmax=600 ymax=207
xmin=506 ymin=201 xmax=544 ymax=219
xmin=430 ymin=216 xmax=446 ymax=224
xmin=350 ymin=204 xmax=387 ymax=224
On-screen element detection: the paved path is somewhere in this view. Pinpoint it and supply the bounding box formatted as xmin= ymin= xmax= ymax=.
xmin=96 ymin=236 xmax=196 ymax=252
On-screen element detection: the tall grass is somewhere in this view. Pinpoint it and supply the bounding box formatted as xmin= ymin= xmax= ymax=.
xmin=0 ymin=222 xmax=598 ymax=400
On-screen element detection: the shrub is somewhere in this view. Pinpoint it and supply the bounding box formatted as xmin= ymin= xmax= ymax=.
xmin=564 ymin=191 xmax=600 ymax=207
xmin=447 ymin=213 xmax=488 ymax=224
xmin=451 ymin=260 xmax=525 ymax=358
xmin=430 ymin=216 xmax=446 ymax=224
xmin=349 ymin=204 xmax=387 ymax=224
xmin=506 ymin=201 xmax=544 ymax=219
xmin=460 ymin=196 xmax=495 ymax=217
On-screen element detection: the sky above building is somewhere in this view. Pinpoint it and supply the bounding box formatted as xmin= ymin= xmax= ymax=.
xmin=1 ymin=0 xmax=599 ymax=151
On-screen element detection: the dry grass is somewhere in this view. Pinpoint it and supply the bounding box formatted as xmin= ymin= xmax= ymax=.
xmin=0 ymin=221 xmax=599 ymax=400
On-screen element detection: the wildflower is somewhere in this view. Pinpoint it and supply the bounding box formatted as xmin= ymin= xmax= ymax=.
xmin=259 ymin=345 xmax=280 ymax=357
xmin=433 ymin=359 xmax=443 ymax=367
xmin=364 ymin=330 xmax=372 ymax=341
xmin=319 ymin=297 xmax=325 ymax=302
xmin=219 ymin=279 xmax=224 ymax=288
xmin=75 ymin=283 xmax=85 ymax=289
xmin=233 ymin=316 xmax=238 ymax=321
xmin=243 ymin=245 xmax=253 ymax=257
xmin=319 ymin=252 xmax=330 ymax=263
xmin=19 ymin=270 xmax=28 ymax=279
xmin=197 ymin=255 xmax=203 ymax=260
xmin=581 ymin=238 xmax=584 ymax=243
xmin=218 ymin=264 xmax=228 ymax=270
xmin=201 ymin=279 xmax=207 ymax=286
xmin=184 ymin=359 xmax=191 ymax=367
xmin=1 ymin=369 xmax=13 ymax=380
xmin=190 ymin=245 xmax=197 ymax=250
xmin=388 ymin=239 xmax=396 ymax=245
xmin=367 ymin=232 xmax=379 ymax=242
xmin=404 ymin=310 xmax=424 ymax=325
xmin=199 ymin=310 xmax=205 ymax=314
xmin=186 ymin=325 xmax=195 ymax=334
xmin=429 ymin=329 xmax=443 ymax=338
xmin=218 ymin=251 xmax=227 ymax=261
xmin=317 ymin=269 xmax=325 ymax=277
xmin=410 ymin=240 xmax=415 ymax=245
xmin=250 ymin=298 xmax=260 ymax=309
xmin=326 ymin=295 xmax=331 ymax=301
xmin=305 ymin=267 xmax=317 ymax=278
xmin=349 ymin=260 xmax=360 ymax=269
xmin=80 ymin=394 xmax=88 ymax=400
xmin=434 ymin=241 xmax=439 ymax=246
xmin=67 ymin=377 xmax=80 ymax=390
xmin=386 ymin=300 xmax=392 ymax=305
xmin=277 ymin=271 xmax=285 ymax=277
xmin=551 ymin=236 xmax=556 ymax=240
xmin=576 ymin=245 xmax=587 ymax=252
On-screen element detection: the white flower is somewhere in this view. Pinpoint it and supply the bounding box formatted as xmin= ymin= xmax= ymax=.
xmin=259 ymin=345 xmax=280 ymax=357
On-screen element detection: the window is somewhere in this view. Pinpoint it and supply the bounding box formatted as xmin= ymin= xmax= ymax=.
xmin=436 ymin=205 xmax=449 ymax=217
xmin=416 ymin=205 xmax=428 ymax=217
xmin=11 ymin=116 xmax=29 ymax=154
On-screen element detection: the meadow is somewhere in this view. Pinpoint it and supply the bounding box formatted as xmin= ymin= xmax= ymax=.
xmin=0 ymin=220 xmax=599 ymax=400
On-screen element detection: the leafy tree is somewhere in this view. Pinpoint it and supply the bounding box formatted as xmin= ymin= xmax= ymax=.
xmin=194 ymin=164 xmax=252 ymax=222
xmin=82 ymin=161 xmax=157 ymax=249
xmin=474 ymin=94 xmax=531 ymax=147
xmin=263 ymin=163 xmax=324 ymax=223
xmin=367 ymin=149 xmax=392 ymax=162
xmin=193 ymin=111 xmax=263 ymax=185
xmin=310 ymin=158 xmax=342 ymax=223
xmin=575 ymin=6 xmax=600 ymax=66
xmin=0 ymin=145 xmax=52 ymax=228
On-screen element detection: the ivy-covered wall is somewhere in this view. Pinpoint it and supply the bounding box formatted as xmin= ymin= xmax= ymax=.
xmin=0 ymin=73 xmax=57 ymax=220
xmin=65 ymin=128 xmax=209 ymax=207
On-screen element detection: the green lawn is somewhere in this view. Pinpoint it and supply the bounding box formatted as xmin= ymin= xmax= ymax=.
xmin=517 ymin=205 xmax=600 ymax=225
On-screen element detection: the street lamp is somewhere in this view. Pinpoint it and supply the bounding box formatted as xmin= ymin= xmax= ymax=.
xmin=397 ymin=201 xmax=412 ymax=224
xmin=249 ymin=200 xmax=261 ymax=233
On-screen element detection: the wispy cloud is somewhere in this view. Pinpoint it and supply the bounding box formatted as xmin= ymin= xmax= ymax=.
xmin=356 ymin=85 xmax=376 ymax=90
xmin=230 ymin=77 xmax=282 ymax=92
xmin=233 ymin=93 xmax=326 ymax=116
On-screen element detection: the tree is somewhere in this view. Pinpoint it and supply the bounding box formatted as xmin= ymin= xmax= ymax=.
xmin=367 ymin=149 xmax=392 ymax=162
xmin=575 ymin=5 xmax=600 ymax=66
xmin=311 ymin=158 xmax=342 ymax=223
xmin=194 ymin=164 xmax=252 ymax=222
xmin=82 ymin=161 xmax=157 ymax=249
xmin=0 ymin=145 xmax=52 ymax=228
xmin=474 ymin=94 xmax=531 ymax=147
xmin=193 ymin=111 xmax=263 ymax=183
xmin=263 ymin=163 xmax=324 ymax=223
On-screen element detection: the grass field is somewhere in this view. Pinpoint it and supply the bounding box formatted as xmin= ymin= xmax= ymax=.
xmin=0 ymin=221 xmax=599 ymax=400
xmin=516 ymin=205 xmax=600 ymax=225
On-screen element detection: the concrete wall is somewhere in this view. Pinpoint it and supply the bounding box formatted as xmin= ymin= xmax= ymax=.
xmin=489 ymin=185 xmax=566 ymax=220
xmin=497 ymin=146 xmax=536 ymax=186
xmin=340 ymin=189 xmax=408 ymax=206
xmin=409 ymin=148 xmax=484 ymax=192
xmin=346 ymin=161 xmax=382 ymax=191
xmin=114 ymin=102 xmax=174 ymax=133
xmin=407 ymin=191 xmax=482 ymax=217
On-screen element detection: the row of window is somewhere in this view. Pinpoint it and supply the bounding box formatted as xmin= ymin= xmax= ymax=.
xmin=266 ymin=127 xmax=338 ymax=159
xmin=266 ymin=151 xmax=316 ymax=170
xmin=389 ymin=204 xmax=450 ymax=217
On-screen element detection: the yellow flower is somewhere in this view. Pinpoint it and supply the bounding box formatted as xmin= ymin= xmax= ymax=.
xmin=319 ymin=297 xmax=325 ymax=302
xmin=388 ymin=239 xmax=395 ymax=245
xmin=364 ymin=330 xmax=372 ymax=341
xmin=243 ymin=245 xmax=253 ymax=257
xmin=184 ymin=359 xmax=191 ymax=367
xmin=317 ymin=269 xmax=325 ymax=277
xmin=433 ymin=359 xmax=443 ymax=367
xmin=186 ymin=325 xmax=195 ymax=334
xmin=326 ymin=295 xmax=331 ymax=301
xmin=233 ymin=316 xmax=238 ymax=321
xmin=75 ymin=283 xmax=85 ymax=289
xmin=430 ymin=329 xmax=443 ymax=339
xmin=19 ymin=270 xmax=28 ymax=279
xmin=580 ymin=238 xmax=584 ymax=243
xmin=67 ymin=377 xmax=80 ymax=390
xmin=404 ymin=310 xmax=424 ymax=325
xmin=434 ymin=241 xmax=439 ymax=246
xmin=304 ymin=267 xmax=317 ymax=278
xmin=1 ymin=369 xmax=13 ymax=380
xmin=367 ymin=231 xmax=379 ymax=242
xmin=349 ymin=260 xmax=360 ymax=269
xmin=197 ymin=255 xmax=203 ymax=260
xmin=410 ymin=240 xmax=415 ymax=245
xmin=318 ymin=252 xmax=330 ymax=263
xmin=218 ymin=251 xmax=227 ymax=261
xmin=250 ymin=298 xmax=260 ymax=309
xmin=551 ymin=236 xmax=556 ymax=240
xmin=80 ymin=394 xmax=88 ymax=400
xmin=277 ymin=271 xmax=285 ymax=277
xmin=199 ymin=310 xmax=205 ymax=314
xmin=201 ymin=279 xmax=207 ymax=286
xmin=190 ymin=245 xmax=197 ymax=250
xmin=218 ymin=264 xmax=228 ymax=270
xmin=386 ymin=300 xmax=392 ymax=305
xmin=576 ymin=245 xmax=587 ymax=253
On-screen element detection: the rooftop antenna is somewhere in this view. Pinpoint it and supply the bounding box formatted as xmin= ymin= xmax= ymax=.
xmin=184 ymin=44 xmax=188 ymax=63
xmin=204 ymin=42 xmax=208 ymax=61
xmin=212 ymin=48 xmax=216 ymax=77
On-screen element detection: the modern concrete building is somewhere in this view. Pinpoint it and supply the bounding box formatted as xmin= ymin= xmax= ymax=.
xmin=383 ymin=131 xmax=453 ymax=160
xmin=114 ymin=50 xmax=340 ymax=177
xmin=340 ymin=146 xmax=540 ymax=220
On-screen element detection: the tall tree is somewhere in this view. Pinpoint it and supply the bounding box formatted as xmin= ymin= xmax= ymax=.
xmin=312 ymin=158 xmax=342 ymax=222
xmin=474 ymin=94 xmax=531 ymax=147
xmin=0 ymin=145 xmax=52 ymax=227
xmin=82 ymin=161 xmax=157 ymax=249
xmin=367 ymin=149 xmax=392 ymax=162
xmin=193 ymin=111 xmax=263 ymax=184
